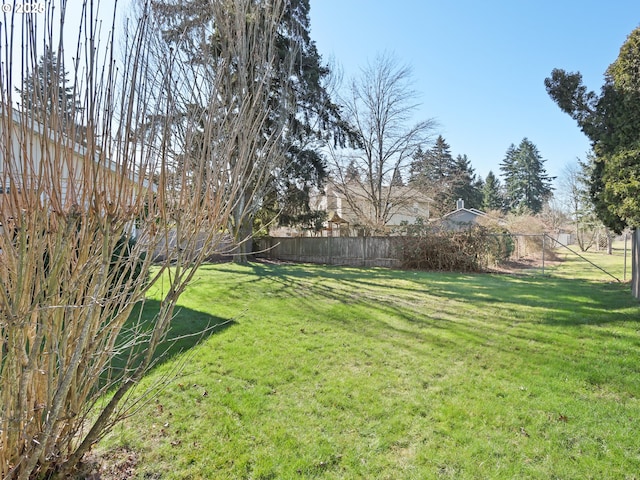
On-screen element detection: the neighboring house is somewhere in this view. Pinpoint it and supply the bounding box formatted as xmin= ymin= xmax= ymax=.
xmin=309 ymin=179 xmax=432 ymax=237
xmin=0 ymin=108 xmax=153 ymax=235
xmin=439 ymin=198 xmax=487 ymax=230
xmin=269 ymin=179 xmax=432 ymax=237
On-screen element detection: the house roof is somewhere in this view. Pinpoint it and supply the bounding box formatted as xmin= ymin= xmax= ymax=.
xmin=441 ymin=206 xmax=487 ymax=220
xmin=328 ymin=211 xmax=348 ymax=224
xmin=325 ymin=178 xmax=433 ymax=204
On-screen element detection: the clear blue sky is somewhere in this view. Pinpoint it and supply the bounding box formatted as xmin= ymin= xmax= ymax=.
xmin=310 ymin=0 xmax=640 ymax=184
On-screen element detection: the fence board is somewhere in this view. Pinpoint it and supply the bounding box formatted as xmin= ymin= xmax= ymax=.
xmin=259 ymin=237 xmax=402 ymax=268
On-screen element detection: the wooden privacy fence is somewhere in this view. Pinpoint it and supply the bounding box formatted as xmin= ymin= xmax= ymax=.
xmin=259 ymin=232 xmax=640 ymax=299
xmin=258 ymin=236 xmax=402 ymax=268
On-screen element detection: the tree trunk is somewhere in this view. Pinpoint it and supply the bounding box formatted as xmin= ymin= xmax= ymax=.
xmin=230 ymin=191 xmax=254 ymax=264
xmin=233 ymin=216 xmax=254 ymax=264
xmin=576 ymin=223 xmax=584 ymax=252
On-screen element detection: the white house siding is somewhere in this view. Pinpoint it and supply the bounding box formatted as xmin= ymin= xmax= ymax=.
xmin=1 ymin=111 xmax=151 ymax=221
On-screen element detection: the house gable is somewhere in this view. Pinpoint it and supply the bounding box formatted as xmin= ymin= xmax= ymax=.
xmin=439 ymin=199 xmax=487 ymax=230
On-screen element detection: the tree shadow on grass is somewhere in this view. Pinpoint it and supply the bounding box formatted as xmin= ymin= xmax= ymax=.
xmin=243 ymin=260 xmax=639 ymax=329
xmin=105 ymin=299 xmax=235 ymax=385
xmin=418 ymin=274 xmax=639 ymax=327
xmin=185 ymin=261 xmax=640 ymax=398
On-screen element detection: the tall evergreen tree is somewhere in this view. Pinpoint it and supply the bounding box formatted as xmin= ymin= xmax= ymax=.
xmin=500 ymin=144 xmax=518 ymax=210
xmin=390 ymin=168 xmax=404 ymax=187
xmin=151 ymin=0 xmax=345 ymax=261
xmin=410 ymin=135 xmax=455 ymax=184
xmin=409 ymin=135 xmax=457 ymax=215
xmin=450 ymin=154 xmax=483 ymax=209
xmin=482 ymin=170 xmax=504 ymax=211
xmin=344 ymin=159 xmax=360 ymax=182
xmin=16 ymin=46 xmax=82 ymax=133
xmin=409 ymin=136 xmax=484 ymax=213
xmin=500 ymin=138 xmax=554 ymax=214
xmin=545 ymin=26 xmax=640 ymax=232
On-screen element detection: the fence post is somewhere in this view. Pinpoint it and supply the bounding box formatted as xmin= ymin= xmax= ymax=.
xmin=542 ymin=234 xmax=545 ymax=275
xmin=624 ymin=233 xmax=628 ymax=282
xmin=632 ymin=229 xmax=640 ymax=299
xmin=362 ymin=236 xmax=366 ymax=267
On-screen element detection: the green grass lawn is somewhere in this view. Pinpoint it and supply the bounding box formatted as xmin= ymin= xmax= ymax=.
xmin=98 ymin=250 xmax=640 ymax=479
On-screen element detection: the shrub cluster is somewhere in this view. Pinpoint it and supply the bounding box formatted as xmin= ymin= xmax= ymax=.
xmin=397 ymin=224 xmax=513 ymax=272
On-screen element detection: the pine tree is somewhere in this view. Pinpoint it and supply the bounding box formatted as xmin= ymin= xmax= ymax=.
xmin=546 ymin=26 xmax=640 ymax=232
xmin=500 ymin=138 xmax=554 ymax=214
xmin=390 ymin=168 xmax=404 ymax=186
xmin=409 ymin=135 xmax=457 ymax=214
xmin=344 ymin=159 xmax=360 ymax=182
xmin=450 ymin=154 xmax=483 ymax=209
xmin=500 ymin=144 xmax=518 ymax=210
xmin=16 ymin=46 xmax=81 ymax=132
xmin=410 ymin=135 xmax=455 ymax=184
xmin=546 ymin=25 xmax=640 ymax=295
xmin=482 ymin=170 xmax=504 ymax=211
xmin=151 ymin=0 xmax=345 ymax=260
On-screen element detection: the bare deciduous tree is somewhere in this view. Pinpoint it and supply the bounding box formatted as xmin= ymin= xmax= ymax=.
xmin=328 ymin=53 xmax=435 ymax=233
xmin=559 ymin=158 xmax=606 ymax=252
xmin=0 ymin=1 xmax=287 ymax=478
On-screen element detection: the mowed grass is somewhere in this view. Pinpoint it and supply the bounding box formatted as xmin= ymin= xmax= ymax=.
xmin=101 ymin=250 xmax=640 ymax=479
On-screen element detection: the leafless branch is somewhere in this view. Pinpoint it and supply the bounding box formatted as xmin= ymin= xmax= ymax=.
xmin=0 ymin=1 xmax=287 ymax=477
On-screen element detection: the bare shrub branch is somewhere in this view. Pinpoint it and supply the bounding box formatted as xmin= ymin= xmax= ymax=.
xmin=0 ymin=1 xmax=287 ymax=477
